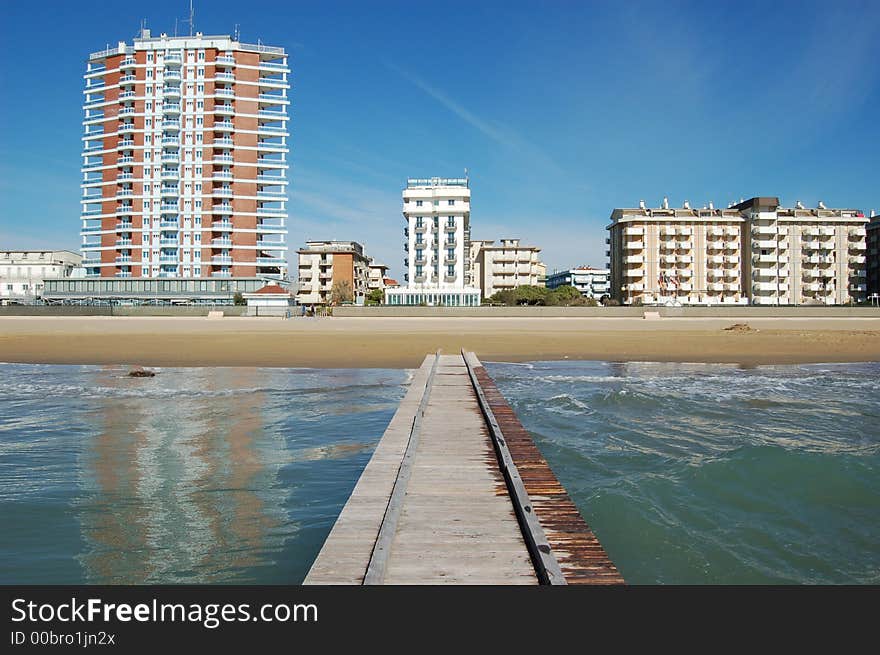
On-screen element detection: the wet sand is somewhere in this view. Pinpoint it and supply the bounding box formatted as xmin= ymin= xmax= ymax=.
xmin=0 ymin=316 xmax=878 ymax=368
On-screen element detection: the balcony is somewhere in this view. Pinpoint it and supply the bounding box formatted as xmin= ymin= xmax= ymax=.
xmin=753 ymin=254 xmax=789 ymax=264
xmin=677 ymin=255 xmax=693 ymax=263
xmin=213 ymin=170 xmax=233 ymax=180
xmin=849 ymin=242 xmax=866 ymax=251
xmin=162 ymin=120 xmax=180 ymax=132
xmin=851 ymin=284 xmax=867 ymax=292
xmin=212 ymin=237 xmax=232 ymax=246
xmin=115 ymin=271 xmax=132 ymax=278
xmin=257 ymin=207 xmax=284 ymax=215
xmin=164 ymin=69 xmax=181 ymax=81
xmin=164 ymin=53 xmax=182 ymax=66
xmin=215 ymin=88 xmax=235 ymax=98
xmin=115 ymin=256 xmax=132 ymax=264
xmin=802 ymin=240 xmax=832 ymax=251
xmin=257 ymin=257 xmax=285 ymax=265
xmin=216 ymin=55 xmax=236 ymax=66
xmin=119 ymin=107 xmax=135 ymax=116
xmin=163 ymin=104 xmax=180 ymax=114
xmin=213 ymin=188 xmax=233 ymax=197
xmin=117 ymin=206 xmax=133 ymax=214
xmin=677 ymin=269 xmax=693 ymax=278
xmin=213 ymin=137 xmax=234 ymax=147
xmin=213 ymin=154 xmax=234 ymax=164
xmin=850 ymin=228 xmax=867 ymax=238
xmin=623 ymin=227 xmax=644 ymax=236
xmin=624 ymin=269 xmax=645 ymax=277
xmin=212 ymin=255 xmax=233 ymax=264
xmin=120 ymin=58 xmax=137 ymax=69
xmin=215 ymin=105 xmax=235 ymax=115
xmin=116 ymin=189 xmax=133 ymax=198
xmin=119 ymin=90 xmax=135 ymax=99
xmin=117 ymin=139 xmax=135 ymax=148
xmin=214 ymin=204 xmax=233 ymax=213
xmin=804 ymin=254 xmax=833 ymax=265
xmin=706 ymin=240 xmax=724 ymax=250
xmin=216 ymin=72 xmax=235 ymax=82
xmin=660 ymin=227 xmax=677 ymax=236
xmin=159 ymin=220 xmax=179 ymax=229
xmin=753 ymin=239 xmax=780 ymax=249
xmin=212 ymin=221 xmax=233 ymax=231
xmin=850 ymin=255 xmax=867 ymax=264
xmin=161 ymin=153 xmax=180 ymax=164
xmin=625 ymin=255 xmax=644 ymax=264
xmin=258 ymin=93 xmax=287 ymax=104
xmin=159 ymin=238 xmax=179 ymax=246
xmin=118 ymin=123 xmax=135 ymax=133
xmin=752 ymin=225 xmax=778 ymax=236
xmin=753 ymin=282 xmax=789 ymax=292
xmin=116 ymin=239 xmax=132 ymax=247
xmin=115 ymin=221 xmax=133 ymax=231
xmin=257 ymin=190 xmax=287 ymax=198
xmin=214 ymin=120 xmax=234 ymax=131
xmin=158 ymin=255 xmax=179 ymax=263
xmin=625 ymin=241 xmax=644 ymax=250
xmin=160 ymin=185 xmax=178 ymax=196
xmin=258 ymin=124 xmax=287 ymax=135
xmin=161 ymin=136 xmax=180 ymax=146
xmin=160 ymin=168 xmax=178 ymax=180
xmin=162 ymin=86 xmax=181 ymax=98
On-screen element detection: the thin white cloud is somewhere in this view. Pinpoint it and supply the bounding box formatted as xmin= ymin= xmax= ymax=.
xmin=386 ymin=62 xmax=574 ymax=182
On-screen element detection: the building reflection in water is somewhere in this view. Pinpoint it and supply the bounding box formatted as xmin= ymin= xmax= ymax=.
xmin=77 ymin=367 xmax=289 ymax=584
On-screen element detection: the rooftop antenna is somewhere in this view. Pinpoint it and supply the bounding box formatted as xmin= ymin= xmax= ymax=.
xmin=182 ymin=0 xmax=195 ymax=37
xmin=173 ymin=17 xmax=178 ymax=37
xmin=234 ymin=23 xmax=241 ymax=41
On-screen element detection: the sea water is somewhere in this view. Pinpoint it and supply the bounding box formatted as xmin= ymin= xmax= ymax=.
xmin=486 ymin=360 xmax=880 ymax=584
xmin=1 ymin=361 xmax=877 ymax=584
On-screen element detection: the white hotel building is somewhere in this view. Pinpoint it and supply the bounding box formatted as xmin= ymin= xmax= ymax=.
xmin=385 ymin=177 xmax=481 ymax=306
xmin=80 ymin=29 xmax=289 ymax=283
xmin=607 ymin=196 xmax=868 ymax=305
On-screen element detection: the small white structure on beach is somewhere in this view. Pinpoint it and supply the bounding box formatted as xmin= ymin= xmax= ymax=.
xmin=243 ymin=284 xmax=294 ymax=317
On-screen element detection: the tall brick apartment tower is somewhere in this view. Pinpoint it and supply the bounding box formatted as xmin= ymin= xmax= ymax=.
xmin=81 ymin=29 xmax=289 ymax=282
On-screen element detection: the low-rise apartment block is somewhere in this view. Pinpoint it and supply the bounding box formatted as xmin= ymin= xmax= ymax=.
xmin=0 ymin=250 xmax=82 ymax=303
xmin=368 ymin=262 xmax=390 ymax=292
xmin=868 ymin=211 xmax=880 ymax=300
xmin=470 ymin=238 xmax=543 ymax=298
xmin=607 ymin=197 xmax=868 ymax=305
xmin=545 ymin=266 xmax=610 ymax=299
xmin=296 ymin=240 xmax=370 ymax=306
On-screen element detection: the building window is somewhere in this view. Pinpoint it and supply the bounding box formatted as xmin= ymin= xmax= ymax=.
xmin=448 ymin=199 xmax=454 ymax=206
xmin=415 ymin=200 xmax=422 ymax=207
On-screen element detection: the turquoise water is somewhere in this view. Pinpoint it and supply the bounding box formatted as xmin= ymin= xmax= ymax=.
xmin=1 ymin=361 xmax=878 ymax=584
xmin=0 ymin=364 xmax=408 ymax=584
xmin=486 ymin=360 xmax=880 ymax=584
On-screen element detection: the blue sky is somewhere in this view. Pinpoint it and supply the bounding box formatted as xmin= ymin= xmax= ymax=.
xmin=1 ymin=0 xmax=878 ymax=277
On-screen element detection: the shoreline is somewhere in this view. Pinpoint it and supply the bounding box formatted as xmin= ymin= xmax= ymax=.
xmin=1 ymin=316 xmax=878 ymax=368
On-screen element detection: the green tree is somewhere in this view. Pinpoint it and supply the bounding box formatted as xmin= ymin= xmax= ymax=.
xmin=232 ymin=291 xmax=246 ymax=306
xmin=366 ymin=288 xmax=384 ymax=306
xmin=546 ymin=285 xmax=581 ymax=306
xmin=330 ymin=279 xmax=354 ymax=305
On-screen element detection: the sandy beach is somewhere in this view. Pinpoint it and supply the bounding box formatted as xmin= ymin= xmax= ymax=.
xmin=0 ymin=316 xmax=878 ymax=368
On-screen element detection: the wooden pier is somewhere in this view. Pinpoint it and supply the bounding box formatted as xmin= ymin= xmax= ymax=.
xmin=305 ymin=351 xmax=623 ymax=585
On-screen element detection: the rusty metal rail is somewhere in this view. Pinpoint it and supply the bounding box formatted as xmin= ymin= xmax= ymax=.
xmin=463 ymin=350 xmax=624 ymax=585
